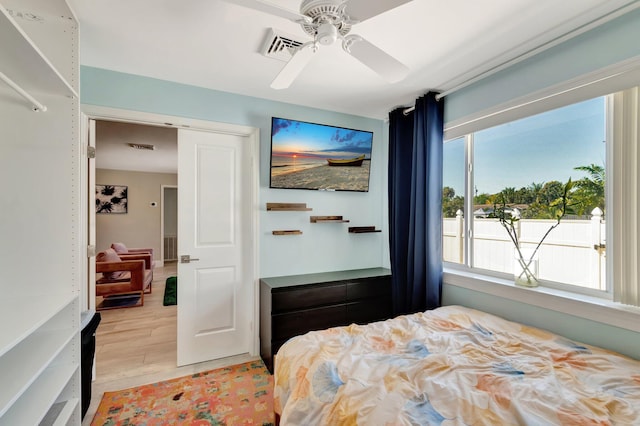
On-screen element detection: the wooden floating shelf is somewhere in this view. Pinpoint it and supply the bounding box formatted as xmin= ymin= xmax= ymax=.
xmin=349 ymin=226 xmax=382 ymax=233
xmin=310 ymin=215 xmax=350 ymax=223
xmin=272 ymin=230 xmax=303 ymax=235
xmin=266 ymin=202 xmax=312 ymax=211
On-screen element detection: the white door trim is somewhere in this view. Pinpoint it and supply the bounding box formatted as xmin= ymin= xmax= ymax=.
xmin=81 ymin=104 xmax=261 ymax=357
xmin=82 ymin=105 xmax=258 ymax=137
xmin=88 ymin=118 xmax=97 ymax=312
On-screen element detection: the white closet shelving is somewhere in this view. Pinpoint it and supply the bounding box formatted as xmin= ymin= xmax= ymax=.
xmin=0 ymin=0 xmax=80 ymax=424
xmin=0 ymin=0 xmax=78 ymax=98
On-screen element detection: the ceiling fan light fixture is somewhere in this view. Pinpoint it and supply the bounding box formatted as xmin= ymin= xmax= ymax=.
xmin=224 ymin=0 xmax=413 ymax=87
xmin=317 ymin=22 xmax=338 ymax=45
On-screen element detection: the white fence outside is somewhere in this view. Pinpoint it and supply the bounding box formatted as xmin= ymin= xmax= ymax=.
xmin=443 ymin=209 xmax=606 ymax=290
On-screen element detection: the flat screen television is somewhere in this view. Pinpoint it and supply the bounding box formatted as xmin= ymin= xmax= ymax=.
xmin=269 ymin=117 xmax=373 ymax=192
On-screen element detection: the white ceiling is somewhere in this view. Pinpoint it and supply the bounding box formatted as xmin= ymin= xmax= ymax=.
xmin=72 ymin=0 xmax=635 ymax=173
xmin=69 ymin=0 xmax=634 ymax=120
xmin=95 ymin=121 xmax=177 ymax=174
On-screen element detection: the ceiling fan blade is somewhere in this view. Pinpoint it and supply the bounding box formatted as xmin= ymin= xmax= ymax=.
xmin=342 ymin=0 xmax=413 ymax=23
xmin=271 ymin=43 xmax=316 ymax=89
xmin=343 ymin=35 xmax=408 ymax=83
xmin=221 ymin=0 xmax=310 ymax=24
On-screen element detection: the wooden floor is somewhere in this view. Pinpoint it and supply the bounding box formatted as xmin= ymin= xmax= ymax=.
xmin=83 ymin=261 xmax=259 ymax=425
xmin=94 ymin=261 xmax=178 ymax=384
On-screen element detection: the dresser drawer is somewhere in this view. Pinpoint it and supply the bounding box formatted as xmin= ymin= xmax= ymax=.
xmin=272 ymin=304 xmax=347 ymax=340
xmin=346 ymin=276 xmax=391 ymax=301
xmin=347 ymin=297 xmax=392 ymax=325
xmin=272 ymin=283 xmax=346 ymax=312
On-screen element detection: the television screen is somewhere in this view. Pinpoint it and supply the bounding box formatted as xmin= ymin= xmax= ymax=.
xmin=270 ymin=117 xmax=373 ymax=192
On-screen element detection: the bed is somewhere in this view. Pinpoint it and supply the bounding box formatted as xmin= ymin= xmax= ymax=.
xmin=273 ymin=305 xmax=640 ymax=425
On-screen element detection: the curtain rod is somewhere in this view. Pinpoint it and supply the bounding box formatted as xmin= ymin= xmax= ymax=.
xmin=0 ymin=71 xmax=47 ymax=112
xmin=401 ymin=1 xmax=640 ymax=117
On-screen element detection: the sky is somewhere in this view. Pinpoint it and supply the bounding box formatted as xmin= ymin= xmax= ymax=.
xmin=271 ymin=118 xmax=373 ymax=160
xmin=443 ymin=97 xmax=606 ymax=196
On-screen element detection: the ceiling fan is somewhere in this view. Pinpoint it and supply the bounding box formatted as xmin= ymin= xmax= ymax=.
xmin=223 ymin=0 xmax=413 ymax=89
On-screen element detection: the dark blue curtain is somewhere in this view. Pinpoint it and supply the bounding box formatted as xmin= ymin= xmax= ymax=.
xmin=388 ymin=92 xmax=444 ymax=315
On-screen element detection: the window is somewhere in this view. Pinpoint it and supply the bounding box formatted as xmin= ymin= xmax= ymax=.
xmin=442 ymin=137 xmax=465 ymax=265
xmin=443 ymin=97 xmax=607 ymax=295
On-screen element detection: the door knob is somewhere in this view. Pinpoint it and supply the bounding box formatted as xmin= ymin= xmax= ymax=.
xmin=180 ymin=255 xmax=200 ymax=264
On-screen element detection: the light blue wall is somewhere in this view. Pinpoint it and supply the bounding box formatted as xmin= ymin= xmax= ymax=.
xmin=441 ymin=8 xmax=640 ymax=359
xmin=81 ymin=67 xmax=386 ymax=278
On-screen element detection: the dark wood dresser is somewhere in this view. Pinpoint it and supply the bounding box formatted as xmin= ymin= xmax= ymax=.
xmin=260 ymin=268 xmax=392 ymax=373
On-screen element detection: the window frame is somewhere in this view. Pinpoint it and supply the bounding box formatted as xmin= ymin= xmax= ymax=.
xmin=442 ymin=89 xmax=640 ymax=332
xmin=440 ymin=59 xmax=640 ymax=333
xmin=444 ymin=95 xmax=613 ymax=299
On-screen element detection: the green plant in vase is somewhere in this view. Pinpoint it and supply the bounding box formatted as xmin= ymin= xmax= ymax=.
xmin=489 ymin=179 xmax=576 ymax=287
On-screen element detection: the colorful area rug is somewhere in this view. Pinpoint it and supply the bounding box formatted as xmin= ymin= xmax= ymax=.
xmin=91 ymin=360 xmax=274 ymax=425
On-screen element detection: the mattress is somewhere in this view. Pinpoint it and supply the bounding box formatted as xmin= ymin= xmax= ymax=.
xmin=273 ymin=305 xmax=640 ymax=425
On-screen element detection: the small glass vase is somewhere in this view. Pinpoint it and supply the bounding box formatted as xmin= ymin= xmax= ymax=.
xmin=513 ymin=247 xmax=539 ymax=288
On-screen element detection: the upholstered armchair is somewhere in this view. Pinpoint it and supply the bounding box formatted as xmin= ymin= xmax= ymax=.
xmin=111 ymin=242 xmax=154 ymax=261
xmin=111 ymin=242 xmax=154 ymax=288
xmin=96 ymin=248 xmax=153 ymax=309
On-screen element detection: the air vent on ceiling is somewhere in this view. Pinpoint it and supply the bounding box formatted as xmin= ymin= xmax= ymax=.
xmin=261 ymin=28 xmax=305 ymax=62
xmin=128 ymin=143 xmax=155 ymax=151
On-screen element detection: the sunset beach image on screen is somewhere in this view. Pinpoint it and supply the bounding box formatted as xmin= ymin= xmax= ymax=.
xmin=269 ymin=117 xmax=373 ymax=192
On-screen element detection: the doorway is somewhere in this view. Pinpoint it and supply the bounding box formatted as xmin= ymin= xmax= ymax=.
xmin=161 ymin=185 xmax=178 ymax=265
xmin=83 ymin=106 xmax=259 ymax=382
xmin=92 ymin=119 xmax=180 ymax=384
xmin=93 ymin=120 xmax=177 ymax=269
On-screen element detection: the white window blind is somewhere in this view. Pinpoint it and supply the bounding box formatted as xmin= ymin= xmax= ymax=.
xmin=444 ymin=57 xmax=640 ymax=141
xmin=612 ymin=86 xmax=640 ymax=306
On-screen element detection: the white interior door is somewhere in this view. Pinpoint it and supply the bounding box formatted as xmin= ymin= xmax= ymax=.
xmin=177 ymin=128 xmax=255 ymax=366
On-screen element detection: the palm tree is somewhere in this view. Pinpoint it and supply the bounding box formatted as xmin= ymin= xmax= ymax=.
xmin=573 ymin=164 xmax=605 ymax=214
xmin=443 ymin=186 xmax=456 ymax=200
xmin=528 ymin=182 xmax=544 ymax=204
xmin=500 ymin=187 xmax=517 ymax=203
xmin=442 ymin=187 xmax=464 ymax=218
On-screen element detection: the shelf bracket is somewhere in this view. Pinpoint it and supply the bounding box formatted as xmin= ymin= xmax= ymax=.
xmin=0 ymin=71 xmax=47 ymax=112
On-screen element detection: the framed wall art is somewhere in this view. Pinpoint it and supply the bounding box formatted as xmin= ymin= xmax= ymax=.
xmin=96 ymin=184 xmax=128 ymax=213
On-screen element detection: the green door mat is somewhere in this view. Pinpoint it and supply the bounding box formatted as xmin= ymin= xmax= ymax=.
xmin=163 ymin=276 xmax=177 ymax=306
